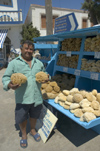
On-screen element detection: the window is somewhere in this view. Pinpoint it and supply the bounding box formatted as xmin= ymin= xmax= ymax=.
xmin=0 ymin=0 xmax=12 ymax=6
xmin=53 ymin=16 xmax=58 ymax=28
xmin=82 ymin=18 xmax=87 ymax=28
xmin=41 ymin=15 xmax=46 ymax=29
xmin=41 ymin=15 xmax=58 ymax=29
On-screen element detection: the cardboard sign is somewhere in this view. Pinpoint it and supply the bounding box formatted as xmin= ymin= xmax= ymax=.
xmin=74 ymin=69 xmax=80 ymax=76
xmin=90 ymin=73 xmax=99 ymax=80
xmin=94 ymin=52 xmax=100 ymax=59
xmin=36 ymin=104 xmax=58 ymax=143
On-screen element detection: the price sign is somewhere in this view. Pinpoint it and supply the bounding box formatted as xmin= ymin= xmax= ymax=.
xmin=94 ymin=52 xmax=100 ymax=59
xmin=74 ymin=70 xmax=80 ymax=76
xmin=66 ymin=51 xmax=71 ymax=57
xmin=90 ymin=73 xmax=99 ymax=80
xmin=63 ymin=67 xmax=68 ymax=72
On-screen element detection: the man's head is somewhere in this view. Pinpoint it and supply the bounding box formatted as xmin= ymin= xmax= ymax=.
xmin=21 ymin=40 xmax=34 ymax=61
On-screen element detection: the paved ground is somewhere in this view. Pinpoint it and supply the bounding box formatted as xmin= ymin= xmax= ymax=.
xmin=0 ymin=68 xmax=100 ymax=151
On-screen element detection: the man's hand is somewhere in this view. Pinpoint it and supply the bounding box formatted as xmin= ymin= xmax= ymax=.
xmin=8 ymin=81 xmax=19 ymax=90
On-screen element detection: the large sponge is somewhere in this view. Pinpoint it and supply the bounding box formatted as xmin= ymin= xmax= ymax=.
xmin=36 ymin=71 xmax=48 ymax=83
xmin=11 ymin=73 xmax=27 ymax=86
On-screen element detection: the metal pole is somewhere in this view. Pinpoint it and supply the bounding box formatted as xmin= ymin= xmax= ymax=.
xmin=45 ymin=0 xmax=53 ymax=35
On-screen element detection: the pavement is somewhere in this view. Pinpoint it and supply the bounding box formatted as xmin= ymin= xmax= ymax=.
xmin=0 ymin=68 xmax=100 ymax=151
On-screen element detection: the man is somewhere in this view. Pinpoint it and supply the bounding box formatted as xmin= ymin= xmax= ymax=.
xmin=2 ymin=40 xmax=49 ymax=148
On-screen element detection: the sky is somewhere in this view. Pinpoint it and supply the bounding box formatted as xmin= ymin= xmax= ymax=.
xmin=18 ymin=0 xmax=85 ymax=22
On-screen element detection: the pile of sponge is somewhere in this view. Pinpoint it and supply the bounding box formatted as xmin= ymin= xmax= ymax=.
xmin=54 ymin=88 xmax=100 ymax=122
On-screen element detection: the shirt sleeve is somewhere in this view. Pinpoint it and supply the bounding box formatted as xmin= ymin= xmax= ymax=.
xmin=2 ymin=61 xmax=14 ymax=91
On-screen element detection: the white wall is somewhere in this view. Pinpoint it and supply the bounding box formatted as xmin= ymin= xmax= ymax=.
xmin=26 ymin=5 xmax=90 ymax=36
xmin=7 ymin=25 xmax=22 ymax=49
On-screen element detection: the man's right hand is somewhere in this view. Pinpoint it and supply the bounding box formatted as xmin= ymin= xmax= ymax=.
xmin=8 ymin=81 xmax=19 ymax=90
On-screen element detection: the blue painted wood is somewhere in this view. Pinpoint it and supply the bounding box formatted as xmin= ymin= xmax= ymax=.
xmin=34 ymin=26 xmax=100 ymax=134
xmin=44 ymin=99 xmax=100 ymax=130
xmin=34 ymin=43 xmax=58 ymax=49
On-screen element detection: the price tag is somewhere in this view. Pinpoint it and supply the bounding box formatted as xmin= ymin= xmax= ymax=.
xmin=94 ymin=52 xmax=100 ymax=59
xmin=63 ymin=67 xmax=68 ymax=72
xmin=74 ymin=70 xmax=80 ymax=76
xmin=90 ymin=73 xmax=99 ymax=80
xmin=66 ymin=51 xmax=71 ymax=57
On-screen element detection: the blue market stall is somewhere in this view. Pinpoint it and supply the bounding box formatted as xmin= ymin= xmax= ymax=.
xmin=33 ymin=25 xmax=100 ymax=134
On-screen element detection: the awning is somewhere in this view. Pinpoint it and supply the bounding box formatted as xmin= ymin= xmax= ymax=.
xmin=0 ymin=29 xmax=8 ymax=48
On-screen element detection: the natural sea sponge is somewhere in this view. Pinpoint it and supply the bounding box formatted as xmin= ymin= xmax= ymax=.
xmin=49 ymin=81 xmax=57 ymax=87
xmin=82 ymin=107 xmax=94 ymax=113
xmin=91 ymin=100 xmax=99 ymax=110
xmin=79 ymin=99 xmax=91 ymax=108
xmin=59 ymin=101 xmax=65 ymax=107
xmin=58 ymin=95 xmax=67 ymax=102
xmin=35 ymin=71 xmax=48 ymax=83
xmin=45 ymin=85 xmax=53 ymax=92
xmin=96 ymin=93 xmax=100 ymax=103
xmin=58 ymin=92 xmax=65 ymax=98
xmin=54 ymin=96 xmax=59 ymax=103
xmin=65 ymin=101 xmax=72 ymax=106
xmin=11 ymin=73 xmax=27 ymax=86
xmin=80 ymin=112 xmax=96 ymax=122
xmin=92 ymin=89 xmax=97 ymax=96
xmin=80 ymin=90 xmax=88 ymax=98
xmin=94 ymin=109 xmax=100 ymax=117
xmin=69 ymin=103 xmax=80 ymax=110
xmin=41 ymin=83 xmax=48 ymax=89
xmin=53 ymin=86 xmax=60 ymax=93
xmin=73 ymin=93 xmax=83 ymax=103
xmin=63 ymin=104 xmax=70 ymax=110
xmin=74 ymin=109 xmax=83 ymax=117
xmin=51 ymin=90 xmax=58 ymax=94
xmin=46 ymin=93 xmax=57 ymax=99
xmin=41 ymin=89 xmax=46 ymax=94
xmin=70 ymin=109 xmax=76 ymax=113
xmin=67 ymin=95 xmax=73 ymax=102
xmin=62 ymin=90 xmax=70 ymax=96
xmin=69 ymin=88 xmax=79 ymax=95
xmin=86 ymin=93 xmax=95 ymax=102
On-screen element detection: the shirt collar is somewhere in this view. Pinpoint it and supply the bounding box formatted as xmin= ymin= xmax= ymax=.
xmin=16 ymin=54 xmax=37 ymax=65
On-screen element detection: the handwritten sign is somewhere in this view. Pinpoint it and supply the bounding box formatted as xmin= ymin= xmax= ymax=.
xmin=66 ymin=51 xmax=71 ymax=57
xmin=90 ymin=73 xmax=99 ymax=80
xmin=94 ymin=52 xmax=100 ymax=59
xmin=63 ymin=67 xmax=68 ymax=72
xmin=74 ymin=70 xmax=80 ymax=76
xmin=36 ymin=104 xmax=58 ymax=143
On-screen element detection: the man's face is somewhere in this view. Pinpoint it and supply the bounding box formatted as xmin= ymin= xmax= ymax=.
xmin=21 ymin=43 xmax=34 ymax=61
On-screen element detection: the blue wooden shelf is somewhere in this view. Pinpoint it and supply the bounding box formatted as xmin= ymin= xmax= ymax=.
xmin=58 ymin=51 xmax=80 ymax=55
xmin=83 ymin=52 xmax=95 ymax=56
xmin=34 ymin=43 xmax=58 ymax=50
xmin=80 ymin=70 xmax=100 ymax=81
xmin=34 ymin=25 xmax=100 ymax=134
xmin=39 ymin=59 xmax=49 ymax=63
xmin=44 ymin=99 xmax=100 ymax=129
xmin=53 ymin=65 xmax=75 ymax=75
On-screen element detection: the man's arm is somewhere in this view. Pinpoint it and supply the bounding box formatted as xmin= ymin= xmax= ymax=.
xmin=2 ymin=61 xmax=15 ymax=91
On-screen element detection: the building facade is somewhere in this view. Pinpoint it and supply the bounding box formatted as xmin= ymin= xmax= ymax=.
xmin=0 ymin=0 xmax=23 ymax=66
xmin=25 ymin=4 xmax=93 ymax=37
